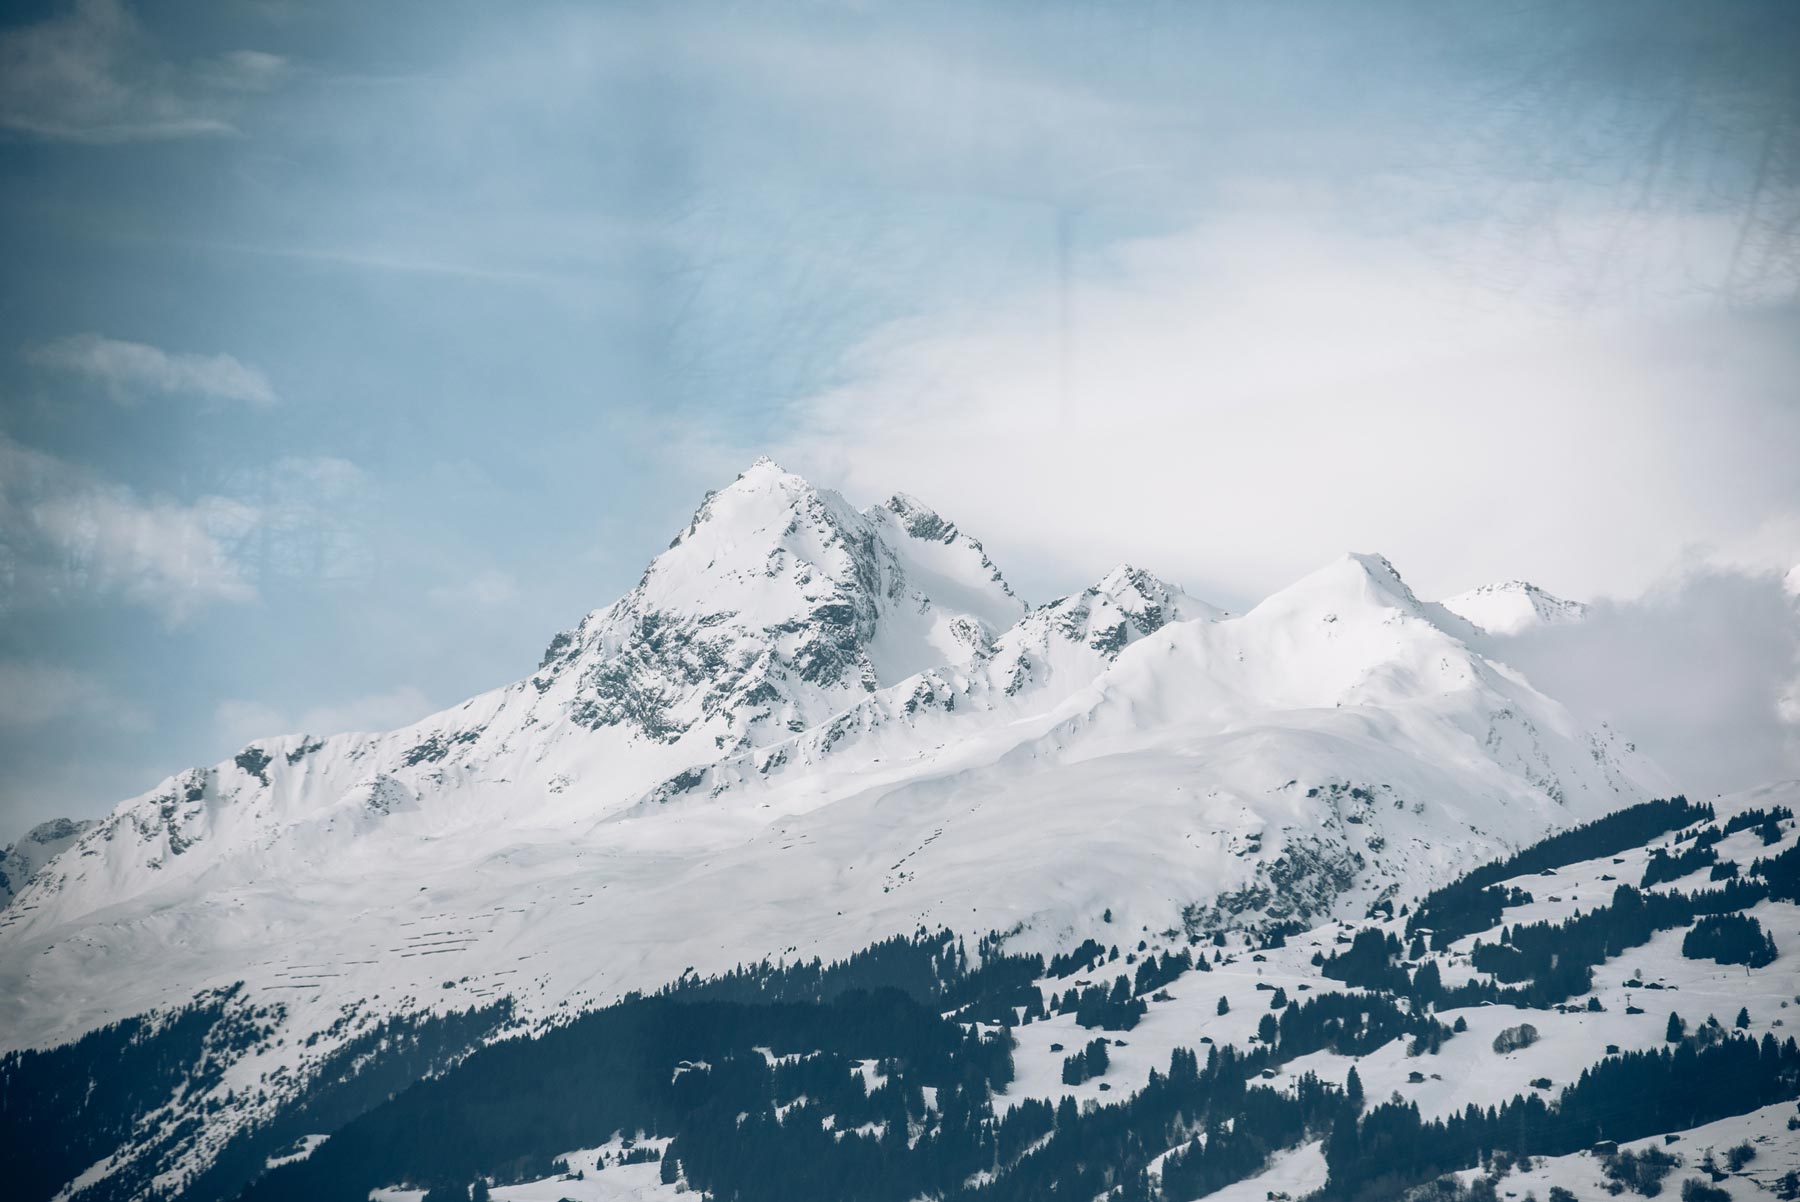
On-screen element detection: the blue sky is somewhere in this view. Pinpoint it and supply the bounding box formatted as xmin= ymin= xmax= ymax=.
xmin=2 ymin=1 xmax=1798 ymax=841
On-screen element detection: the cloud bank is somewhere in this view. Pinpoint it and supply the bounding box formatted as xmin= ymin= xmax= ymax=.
xmin=769 ymin=212 xmax=1800 ymax=609
xmin=1484 ymin=569 xmax=1800 ymax=798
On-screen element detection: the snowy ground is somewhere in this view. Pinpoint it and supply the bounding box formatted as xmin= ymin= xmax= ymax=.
xmin=1453 ymin=1101 xmax=1800 ymax=1200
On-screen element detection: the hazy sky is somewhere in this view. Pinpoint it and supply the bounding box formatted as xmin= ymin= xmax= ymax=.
xmin=2 ymin=0 xmax=1797 ymax=841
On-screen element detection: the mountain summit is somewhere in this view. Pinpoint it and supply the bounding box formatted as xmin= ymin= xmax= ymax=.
xmin=532 ymin=458 xmax=1023 ymax=750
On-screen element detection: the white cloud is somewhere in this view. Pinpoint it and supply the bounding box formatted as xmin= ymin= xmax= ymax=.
xmin=428 ymin=569 xmax=521 ymax=610
xmin=1484 ymin=569 xmax=1800 ymax=798
xmin=0 ymin=661 xmax=147 ymax=730
xmin=0 ymin=434 xmax=259 ymax=622
xmin=762 ymin=209 xmax=1800 ymax=607
xmin=29 ymin=332 xmax=277 ymax=407
xmin=0 ymin=0 xmax=283 ymax=142
xmin=215 ymin=685 xmax=436 ymax=746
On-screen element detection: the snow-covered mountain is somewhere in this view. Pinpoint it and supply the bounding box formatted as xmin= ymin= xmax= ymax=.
xmin=0 ymin=461 xmax=1680 ymax=1202
xmin=1 ymin=464 xmax=1657 ymax=1044
xmin=1440 ymin=579 xmax=1589 ymax=635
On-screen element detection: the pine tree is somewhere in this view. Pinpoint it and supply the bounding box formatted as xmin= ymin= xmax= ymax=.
xmin=1736 ymin=1006 xmax=1751 ymax=1029
xmin=1666 ymin=1011 xmax=1686 ymax=1042
xmin=1217 ymin=995 xmax=1230 ymax=1016
xmin=1346 ymin=1066 xmax=1364 ymax=1108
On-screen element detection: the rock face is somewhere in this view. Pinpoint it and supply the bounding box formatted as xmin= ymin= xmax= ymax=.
xmin=1 ymin=464 xmax=1661 ymax=1073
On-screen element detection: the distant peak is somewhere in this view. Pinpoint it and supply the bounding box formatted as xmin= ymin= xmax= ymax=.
xmin=1091 ymin=564 xmax=1164 ymax=601
xmin=1460 ymin=579 xmax=1543 ymax=598
xmin=1439 ymin=578 xmax=1587 ymax=635
xmin=882 ymin=492 xmax=956 ymax=543
xmin=1028 ymin=564 xmax=1220 ymax=647
xmin=21 ymin=816 xmax=92 ymax=845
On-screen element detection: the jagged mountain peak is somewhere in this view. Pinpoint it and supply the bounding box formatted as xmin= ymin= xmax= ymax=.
xmin=663 ymin=455 xmax=850 ymax=553
xmin=1091 ymin=563 xmax=1221 ymax=617
xmin=880 ymin=491 xmax=951 ymax=538
xmin=1045 ymin=563 xmax=1223 ymax=643
xmin=529 ymin=464 xmax=1024 ymax=750
xmin=1440 ymin=578 xmax=1588 ymax=635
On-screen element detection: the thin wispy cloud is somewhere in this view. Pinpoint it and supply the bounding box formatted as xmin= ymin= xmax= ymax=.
xmin=28 ymin=332 xmax=278 ymax=407
xmin=0 ymin=434 xmax=259 ymax=623
xmin=0 ymin=0 xmax=283 ymax=143
xmin=200 ymin=237 xmax=626 ymax=290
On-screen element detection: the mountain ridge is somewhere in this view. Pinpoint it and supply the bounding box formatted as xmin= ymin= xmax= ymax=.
xmin=2 ymin=466 xmax=1657 ymax=1063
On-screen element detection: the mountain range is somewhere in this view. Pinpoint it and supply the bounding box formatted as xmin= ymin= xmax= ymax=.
xmin=9 ymin=460 xmax=1792 ymax=1202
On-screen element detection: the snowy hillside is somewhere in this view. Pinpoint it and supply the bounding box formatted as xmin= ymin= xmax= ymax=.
xmin=11 ymin=784 xmax=1793 ymax=1202
xmin=0 ymin=462 xmax=1695 ymax=1202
